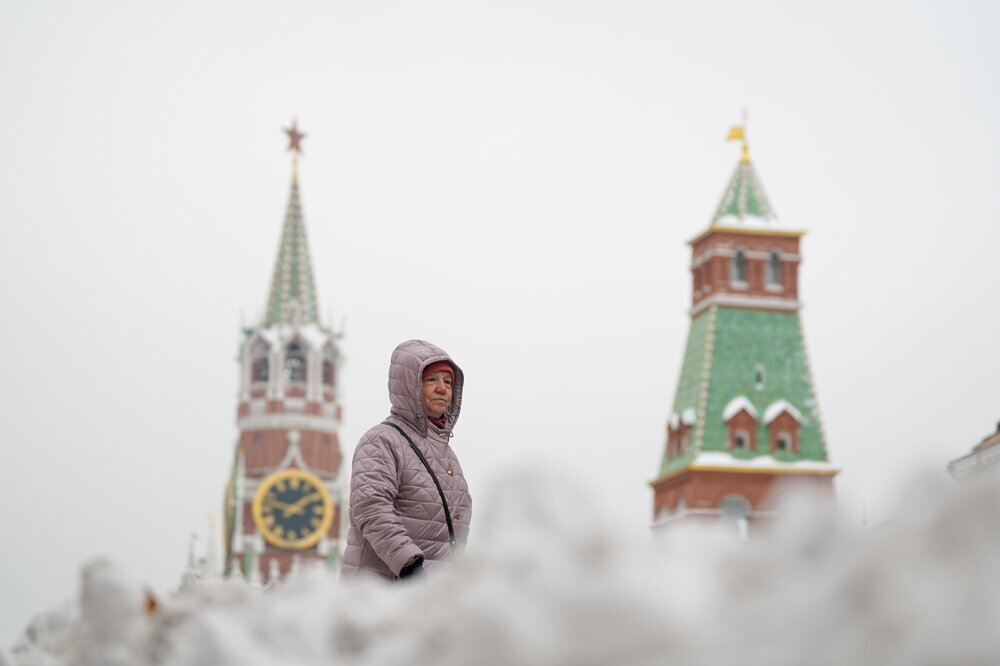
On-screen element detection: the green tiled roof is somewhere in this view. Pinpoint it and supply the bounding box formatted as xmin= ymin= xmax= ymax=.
xmin=659 ymin=308 xmax=716 ymax=475
xmin=264 ymin=173 xmax=320 ymax=326
xmin=660 ymin=306 xmax=828 ymax=476
xmin=711 ymin=159 xmax=776 ymax=224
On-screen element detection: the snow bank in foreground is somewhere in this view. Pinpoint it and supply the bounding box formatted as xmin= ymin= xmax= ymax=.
xmin=6 ymin=468 xmax=1000 ymax=666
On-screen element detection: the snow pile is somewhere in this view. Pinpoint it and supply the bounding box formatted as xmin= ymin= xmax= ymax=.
xmin=6 ymin=468 xmax=1000 ymax=665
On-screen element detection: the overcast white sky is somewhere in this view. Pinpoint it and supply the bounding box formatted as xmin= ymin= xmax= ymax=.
xmin=2 ymin=0 xmax=999 ymax=646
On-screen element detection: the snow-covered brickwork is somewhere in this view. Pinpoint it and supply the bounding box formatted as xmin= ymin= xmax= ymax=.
xmin=722 ymin=395 xmax=758 ymax=422
xmin=763 ymin=399 xmax=804 ymax=425
xmin=6 ymin=468 xmax=1000 ymax=665
xmin=691 ymin=451 xmax=838 ymax=474
xmin=681 ymin=407 xmax=697 ymax=426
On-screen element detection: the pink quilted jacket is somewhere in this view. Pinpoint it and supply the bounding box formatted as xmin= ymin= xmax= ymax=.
xmin=341 ymin=340 xmax=472 ymax=579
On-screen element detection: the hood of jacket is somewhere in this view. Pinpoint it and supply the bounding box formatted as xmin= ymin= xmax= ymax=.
xmin=388 ymin=339 xmax=464 ymax=436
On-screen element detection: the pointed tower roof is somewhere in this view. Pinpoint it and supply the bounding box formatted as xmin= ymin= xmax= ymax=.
xmin=264 ymin=120 xmax=320 ymax=327
xmin=711 ymin=159 xmax=776 ymax=224
xmin=709 ymin=125 xmax=778 ymax=227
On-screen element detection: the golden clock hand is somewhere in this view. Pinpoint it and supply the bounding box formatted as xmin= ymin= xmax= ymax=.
xmin=285 ymin=491 xmax=323 ymax=517
xmin=263 ymin=497 xmax=296 ymax=512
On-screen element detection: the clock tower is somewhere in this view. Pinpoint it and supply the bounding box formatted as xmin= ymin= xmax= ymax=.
xmin=650 ymin=126 xmax=838 ymax=538
xmin=223 ymin=121 xmax=344 ymax=581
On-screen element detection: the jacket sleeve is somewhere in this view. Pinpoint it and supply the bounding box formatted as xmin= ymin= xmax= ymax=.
xmin=349 ymin=431 xmax=424 ymax=576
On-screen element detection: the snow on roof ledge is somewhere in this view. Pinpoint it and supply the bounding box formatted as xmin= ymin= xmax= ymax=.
xmin=714 ymin=214 xmax=801 ymax=233
xmin=298 ymin=323 xmax=333 ymax=350
xmin=722 ymin=396 xmax=758 ymax=422
xmin=692 ymin=451 xmax=837 ymax=473
xmin=255 ymin=327 xmax=281 ymax=348
xmin=252 ymin=323 xmax=333 ymax=350
xmin=763 ymin=400 xmax=804 ymax=425
xmin=681 ymin=408 xmax=697 ymax=426
xmin=669 ymin=409 xmax=698 ymax=430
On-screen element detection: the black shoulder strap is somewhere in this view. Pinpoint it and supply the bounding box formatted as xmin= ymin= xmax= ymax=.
xmin=382 ymin=421 xmax=457 ymax=548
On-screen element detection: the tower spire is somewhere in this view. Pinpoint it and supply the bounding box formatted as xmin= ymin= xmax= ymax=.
xmin=286 ymin=118 xmax=304 ymax=185
xmin=230 ymin=120 xmax=344 ymax=583
xmin=727 ymin=108 xmax=751 ymax=163
xmin=264 ymin=120 xmax=320 ymax=327
xmin=712 ymin=117 xmax=776 ymax=225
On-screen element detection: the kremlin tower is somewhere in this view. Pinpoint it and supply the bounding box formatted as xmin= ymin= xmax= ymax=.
xmin=223 ymin=122 xmax=344 ymax=581
xmin=650 ymin=126 xmax=838 ymax=538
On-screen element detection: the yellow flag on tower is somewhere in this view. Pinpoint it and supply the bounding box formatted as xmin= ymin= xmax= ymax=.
xmin=727 ymin=126 xmax=745 ymax=141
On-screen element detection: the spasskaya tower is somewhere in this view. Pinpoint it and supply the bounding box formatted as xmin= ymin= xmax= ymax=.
xmin=222 ymin=121 xmax=345 ymax=582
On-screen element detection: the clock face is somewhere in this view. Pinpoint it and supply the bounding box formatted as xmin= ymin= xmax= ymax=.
xmin=251 ymin=469 xmax=333 ymax=550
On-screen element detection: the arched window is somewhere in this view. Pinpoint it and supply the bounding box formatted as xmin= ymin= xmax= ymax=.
xmin=284 ymin=341 xmax=307 ymax=383
xmin=766 ymin=251 xmax=782 ymax=286
xmin=776 ymin=433 xmax=792 ymax=452
xmin=731 ymin=248 xmax=747 ymax=284
xmin=251 ymin=340 xmax=269 ymax=383
xmin=732 ymin=432 xmax=749 ymax=450
xmin=720 ymin=495 xmax=750 ymax=540
xmin=322 ymin=346 xmax=335 ymax=387
xmin=754 ymin=363 xmax=765 ymax=391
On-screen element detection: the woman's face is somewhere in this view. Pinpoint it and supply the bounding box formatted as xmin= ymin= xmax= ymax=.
xmin=422 ymin=371 xmax=453 ymax=419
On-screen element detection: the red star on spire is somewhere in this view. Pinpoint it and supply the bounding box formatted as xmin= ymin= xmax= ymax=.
xmin=284 ymin=119 xmax=306 ymax=155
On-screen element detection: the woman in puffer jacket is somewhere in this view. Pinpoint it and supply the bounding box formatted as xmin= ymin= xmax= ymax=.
xmin=341 ymin=339 xmax=472 ymax=580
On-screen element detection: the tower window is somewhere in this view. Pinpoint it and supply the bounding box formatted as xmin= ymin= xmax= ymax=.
xmin=322 ymin=346 xmax=336 ymax=387
xmin=720 ymin=495 xmax=750 ymax=541
xmin=732 ymin=432 xmax=749 ymax=450
xmin=285 ymin=342 xmax=307 ymax=383
xmin=253 ymin=359 xmax=269 ymax=382
xmin=754 ymin=364 xmax=765 ymax=391
xmin=731 ymin=249 xmax=747 ymax=284
xmin=251 ymin=341 xmax=269 ymax=383
xmin=766 ymin=251 xmax=782 ymax=286
xmin=776 ymin=434 xmax=791 ymax=452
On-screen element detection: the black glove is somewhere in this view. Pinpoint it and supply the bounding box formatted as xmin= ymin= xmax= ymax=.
xmin=399 ymin=556 xmax=425 ymax=579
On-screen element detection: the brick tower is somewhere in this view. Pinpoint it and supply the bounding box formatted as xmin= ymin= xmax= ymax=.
xmin=650 ymin=126 xmax=837 ymax=538
xmin=223 ymin=121 xmax=344 ymax=581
